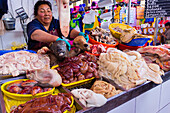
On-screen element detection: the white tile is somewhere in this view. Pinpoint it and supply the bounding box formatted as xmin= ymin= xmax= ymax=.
xmin=0 ymin=36 xmax=2 ymax=49
xmin=28 ymin=0 xmax=35 ymax=21
xmin=136 ymin=85 xmax=161 ymax=113
xmin=160 ymin=80 xmax=170 ymax=109
xmin=107 ymin=98 xmax=136 ymax=113
xmin=158 ymin=103 xmax=170 ymax=113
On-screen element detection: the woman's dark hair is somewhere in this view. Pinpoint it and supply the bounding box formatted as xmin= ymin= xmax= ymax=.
xmin=165 ymin=22 xmax=170 ymax=26
xmin=34 ymin=0 xmax=52 ymax=16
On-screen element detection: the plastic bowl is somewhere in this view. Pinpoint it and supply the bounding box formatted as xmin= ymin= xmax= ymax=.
xmin=0 ymin=50 xmax=36 ymax=56
xmin=123 ymin=38 xmax=150 ymax=46
xmin=109 ymin=23 xmax=135 ymax=39
xmin=1 ymin=79 xmax=55 ymax=101
xmin=118 ymin=42 xmax=147 ymax=51
xmin=89 ymin=35 xmax=118 ymax=48
xmin=85 ymin=51 xmax=100 ymax=56
xmin=61 ymin=77 xmax=95 ymax=88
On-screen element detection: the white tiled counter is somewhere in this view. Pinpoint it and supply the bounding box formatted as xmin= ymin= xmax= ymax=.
xmin=108 ymin=79 xmax=170 ymax=113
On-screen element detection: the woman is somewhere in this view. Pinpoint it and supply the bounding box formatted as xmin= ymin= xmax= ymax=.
xmin=161 ymin=22 xmax=170 ymax=44
xmin=27 ymin=0 xmax=88 ymax=51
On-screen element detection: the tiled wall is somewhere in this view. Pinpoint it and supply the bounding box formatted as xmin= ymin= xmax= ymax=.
xmin=108 ymin=79 xmax=170 ymax=113
xmin=0 ymin=0 xmax=58 ymax=50
xmin=159 ymin=79 xmax=170 ymax=109
xmin=158 ymin=104 xmax=170 ymax=113
xmin=108 ymin=98 xmax=136 ymax=113
xmin=136 ymin=85 xmax=161 ymax=113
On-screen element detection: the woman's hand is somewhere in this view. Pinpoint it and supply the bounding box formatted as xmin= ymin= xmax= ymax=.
xmin=162 ymin=34 xmax=167 ymax=39
xmin=56 ymin=38 xmax=71 ymax=51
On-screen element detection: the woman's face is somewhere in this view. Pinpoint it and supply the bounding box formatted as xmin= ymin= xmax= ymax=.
xmin=36 ymin=4 xmax=52 ymax=26
xmin=165 ymin=25 xmax=170 ymax=29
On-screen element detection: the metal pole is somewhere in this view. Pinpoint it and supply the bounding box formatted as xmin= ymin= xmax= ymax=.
xmin=112 ymin=0 xmax=116 ymax=23
xmin=127 ymin=0 xmax=131 ymax=25
xmin=154 ymin=18 xmax=159 ymax=45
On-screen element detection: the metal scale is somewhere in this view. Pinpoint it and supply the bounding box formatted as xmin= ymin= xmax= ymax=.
xmin=15 ymin=7 xmax=29 ymax=44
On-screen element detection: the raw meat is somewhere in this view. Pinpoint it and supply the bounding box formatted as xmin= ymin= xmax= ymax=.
xmin=26 ymin=69 xmax=62 ymax=87
xmin=56 ymin=0 xmax=70 ymax=37
xmin=158 ymin=44 xmax=170 ymax=49
xmin=73 ymin=36 xmax=91 ymax=51
xmin=137 ymin=46 xmax=170 ymax=58
xmin=91 ymin=80 xmax=122 ymax=98
xmin=0 ymin=51 xmax=50 ymax=76
xmin=137 ymin=46 xmax=170 ymax=71
xmin=98 ymin=48 xmax=163 ymax=90
xmin=90 ymin=27 xmax=117 ymax=44
xmin=71 ymin=88 xmax=107 ymax=107
xmin=11 ymin=93 xmax=72 ymax=113
xmin=37 ymin=39 xmax=91 ymax=67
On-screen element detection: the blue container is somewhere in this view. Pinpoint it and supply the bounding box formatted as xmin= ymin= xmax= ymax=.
xmin=0 ymin=50 xmax=36 ymax=56
xmin=124 ymin=38 xmax=150 ymax=46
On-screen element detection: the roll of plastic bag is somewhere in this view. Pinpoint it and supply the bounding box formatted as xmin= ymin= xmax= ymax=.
xmin=100 ymin=12 xmax=112 ymax=20
xmin=98 ymin=0 xmax=114 ymax=8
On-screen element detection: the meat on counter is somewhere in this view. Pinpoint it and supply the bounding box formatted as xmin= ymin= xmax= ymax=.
xmin=6 ymin=79 xmax=52 ymax=95
xmin=98 ymin=48 xmax=164 ymax=90
xmin=91 ymin=80 xmax=122 ymax=98
xmin=26 ymin=69 xmax=62 ymax=87
xmin=11 ymin=93 xmax=72 ymax=113
xmin=37 ymin=37 xmax=91 ymax=67
xmin=89 ymin=44 xmax=107 ymax=55
xmin=0 ymin=51 xmax=50 ymax=76
xmin=71 ymin=88 xmax=107 ymax=107
xmin=137 ymin=45 xmax=170 ymax=71
xmin=90 ymin=27 xmax=117 ymax=45
xmin=55 ymin=53 xmax=99 ymax=84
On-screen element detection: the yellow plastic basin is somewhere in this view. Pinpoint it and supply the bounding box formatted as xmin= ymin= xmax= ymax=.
xmin=109 ymin=23 xmax=135 ymax=39
xmin=1 ymin=79 xmax=55 ymax=101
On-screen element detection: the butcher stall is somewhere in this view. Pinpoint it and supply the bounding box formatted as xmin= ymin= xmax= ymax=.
xmin=0 ymin=0 xmax=170 ymax=112
xmin=0 ymin=44 xmax=169 ymax=113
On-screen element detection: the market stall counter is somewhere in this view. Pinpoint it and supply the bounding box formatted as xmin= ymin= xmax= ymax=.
xmin=0 ymin=71 xmax=170 ymax=113
xmin=0 ymin=45 xmax=169 ymax=113
xmin=75 ymin=71 xmax=170 ymax=113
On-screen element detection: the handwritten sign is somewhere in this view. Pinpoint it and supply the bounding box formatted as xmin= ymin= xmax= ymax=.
xmin=145 ymin=0 xmax=170 ymax=18
xmin=137 ymin=6 xmax=144 ymax=19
